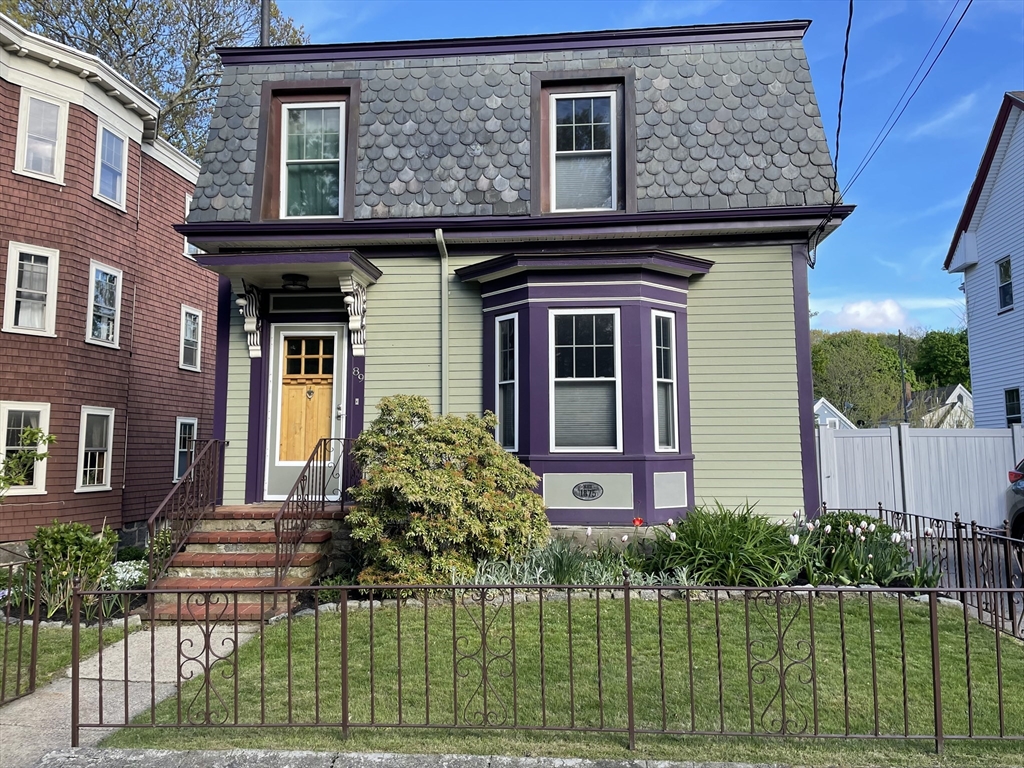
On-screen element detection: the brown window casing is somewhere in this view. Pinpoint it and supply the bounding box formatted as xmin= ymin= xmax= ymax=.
xmin=251 ymin=79 xmax=361 ymax=222
xmin=530 ymin=69 xmax=637 ymax=216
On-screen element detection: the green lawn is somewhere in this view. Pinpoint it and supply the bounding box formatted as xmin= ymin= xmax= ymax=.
xmin=1 ymin=622 xmax=137 ymax=701
xmin=102 ymin=592 xmax=1024 ymax=767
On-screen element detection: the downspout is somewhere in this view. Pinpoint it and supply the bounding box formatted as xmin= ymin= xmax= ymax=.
xmin=435 ymin=228 xmax=449 ymax=415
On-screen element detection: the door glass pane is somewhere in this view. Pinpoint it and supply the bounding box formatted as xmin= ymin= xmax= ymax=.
xmin=304 ymin=357 xmax=320 ymax=374
xmin=322 ymin=337 xmax=334 ymax=356
xmin=305 ymin=338 xmax=321 ymax=355
xmin=287 ymin=339 xmax=302 ymax=355
xmin=286 ymin=358 xmax=301 ymax=375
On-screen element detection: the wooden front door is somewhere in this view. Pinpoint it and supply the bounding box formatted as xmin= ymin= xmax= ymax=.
xmin=280 ymin=336 xmax=334 ymax=462
xmin=265 ymin=324 xmax=345 ymax=500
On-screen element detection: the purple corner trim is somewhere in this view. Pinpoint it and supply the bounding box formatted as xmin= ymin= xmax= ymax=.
xmin=456 ymin=249 xmax=714 ymax=283
xmin=213 ymin=276 xmax=231 ymax=443
xmin=792 ymin=244 xmax=820 ymax=517
xmin=244 ymin=309 xmax=270 ymax=504
xmin=216 ymin=20 xmax=812 ymax=66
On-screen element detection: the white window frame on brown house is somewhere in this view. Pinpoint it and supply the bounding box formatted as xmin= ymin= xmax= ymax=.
xmin=14 ymin=89 xmax=69 ymax=185
xmin=0 ymin=401 xmax=51 ymax=496
xmin=180 ymin=305 xmax=202 ymax=371
xmin=174 ymin=416 xmax=198 ymax=481
xmin=92 ymin=122 xmax=129 ymax=209
xmin=3 ymin=241 xmax=59 ymax=337
xmin=75 ymin=406 xmax=115 ymax=492
xmin=85 ymin=260 xmax=123 ymax=348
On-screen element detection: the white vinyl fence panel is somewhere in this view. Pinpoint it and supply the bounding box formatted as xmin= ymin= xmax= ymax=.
xmin=817 ymin=424 xmax=1024 ymax=524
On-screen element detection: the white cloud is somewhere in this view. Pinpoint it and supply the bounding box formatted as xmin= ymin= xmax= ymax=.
xmin=625 ymin=0 xmax=723 ymax=27
xmin=854 ymin=54 xmax=904 ymax=84
xmin=815 ymin=299 xmax=910 ymax=331
xmin=907 ymin=93 xmax=978 ymax=138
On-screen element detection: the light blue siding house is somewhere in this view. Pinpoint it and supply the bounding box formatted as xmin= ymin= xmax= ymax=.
xmin=945 ymin=91 xmax=1023 ymax=430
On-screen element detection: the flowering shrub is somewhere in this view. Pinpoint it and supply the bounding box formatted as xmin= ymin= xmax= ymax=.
xmin=347 ymin=395 xmax=549 ymax=585
xmin=100 ymin=560 xmax=148 ymax=618
xmin=27 ymin=520 xmax=117 ymax=619
xmin=644 ymin=502 xmax=801 ymax=587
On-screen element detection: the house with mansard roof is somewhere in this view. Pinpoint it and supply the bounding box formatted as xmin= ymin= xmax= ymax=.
xmin=181 ymin=20 xmax=851 ymax=526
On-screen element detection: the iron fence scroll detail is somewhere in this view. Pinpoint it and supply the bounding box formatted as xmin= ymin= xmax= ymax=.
xmin=747 ymin=590 xmax=813 ymax=735
xmin=454 ymin=587 xmax=514 ymax=727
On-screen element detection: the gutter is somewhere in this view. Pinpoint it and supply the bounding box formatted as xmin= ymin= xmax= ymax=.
xmin=435 ymin=228 xmax=449 ymax=415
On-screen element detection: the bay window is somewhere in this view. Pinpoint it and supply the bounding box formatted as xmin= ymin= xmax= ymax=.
xmin=550 ymin=309 xmax=621 ymax=451
xmin=653 ymin=311 xmax=678 ymax=451
xmin=496 ymin=314 xmax=518 ymax=451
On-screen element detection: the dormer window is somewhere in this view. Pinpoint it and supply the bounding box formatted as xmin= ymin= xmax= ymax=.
xmin=550 ymin=92 xmax=617 ymax=212
xmin=281 ymin=102 xmax=344 ymax=218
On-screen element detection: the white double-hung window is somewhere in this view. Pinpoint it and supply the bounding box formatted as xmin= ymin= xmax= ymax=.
xmin=3 ymin=242 xmax=59 ymax=336
xmin=0 ymin=401 xmax=50 ymax=495
xmin=282 ymin=102 xmax=344 ymax=218
xmin=495 ymin=314 xmax=518 ymax=451
xmin=652 ymin=311 xmax=678 ymax=451
xmin=997 ymin=257 xmax=1014 ymax=311
xmin=93 ymin=125 xmax=127 ymax=207
xmin=180 ymin=306 xmax=202 ymax=370
xmin=15 ymin=91 xmax=68 ymax=183
xmin=174 ymin=417 xmax=198 ymax=480
xmin=550 ymin=91 xmax=617 ymax=211
xmin=86 ymin=261 xmax=122 ymax=346
xmin=550 ymin=309 xmax=621 ymax=451
xmin=76 ymin=406 xmax=115 ymax=492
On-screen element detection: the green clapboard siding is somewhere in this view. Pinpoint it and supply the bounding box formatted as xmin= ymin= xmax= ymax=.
xmin=222 ymin=303 xmax=251 ymax=505
xmin=448 ymin=256 xmax=484 ymax=417
xmin=684 ymin=245 xmax=803 ymax=519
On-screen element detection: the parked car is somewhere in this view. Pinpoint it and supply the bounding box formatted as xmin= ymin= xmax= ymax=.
xmin=1009 ymin=458 xmax=1024 ymax=540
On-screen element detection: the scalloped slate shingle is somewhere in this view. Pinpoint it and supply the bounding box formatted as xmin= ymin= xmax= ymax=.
xmin=189 ymin=39 xmax=836 ymax=223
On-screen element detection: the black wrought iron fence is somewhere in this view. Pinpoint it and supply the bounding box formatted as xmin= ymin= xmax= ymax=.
xmin=71 ymin=580 xmax=1024 ymax=753
xmin=0 ymin=545 xmax=40 ymax=707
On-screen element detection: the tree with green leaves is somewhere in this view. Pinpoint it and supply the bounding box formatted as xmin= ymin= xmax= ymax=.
xmin=912 ymin=328 xmax=970 ymax=390
xmin=811 ymin=331 xmax=916 ymax=427
xmin=1 ymin=0 xmax=308 ymax=160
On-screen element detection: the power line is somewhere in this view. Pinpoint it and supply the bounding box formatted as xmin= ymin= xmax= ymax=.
xmin=808 ymin=0 xmax=854 ymax=268
xmin=844 ymin=0 xmax=975 ymax=193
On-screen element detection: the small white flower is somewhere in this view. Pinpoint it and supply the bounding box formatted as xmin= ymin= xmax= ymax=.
xmin=790 ymin=534 xmax=800 ymax=546
xmin=793 ymin=510 xmax=800 ymax=519
xmin=621 ymin=534 xmax=629 ymax=543
xmin=859 ymin=521 xmax=868 ymax=530
xmin=669 ymin=532 xmax=677 ymax=542
xmin=666 ymin=518 xmax=674 ymax=526
xmin=824 ymin=525 xmax=832 ymax=534
xmin=868 ymin=554 xmax=873 ymax=560
xmin=859 ymin=536 xmax=866 ymax=542
xmin=891 ymin=532 xmax=901 ymax=544
xmin=868 ymin=523 xmax=876 ymax=533
xmin=586 ymin=527 xmax=592 ymax=537
xmin=806 ymin=522 xmax=815 ymax=532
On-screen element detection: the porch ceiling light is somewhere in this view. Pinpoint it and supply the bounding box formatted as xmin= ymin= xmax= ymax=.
xmin=281 ymin=273 xmax=309 ymax=291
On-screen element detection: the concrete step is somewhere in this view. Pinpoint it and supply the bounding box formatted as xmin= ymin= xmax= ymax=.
xmin=165 ymin=562 xmax=320 ymax=581
xmin=151 ymin=576 xmax=308 ymax=604
xmin=194 ymin=504 xmax=344 ymax=533
xmin=184 ymin=529 xmax=331 ymax=554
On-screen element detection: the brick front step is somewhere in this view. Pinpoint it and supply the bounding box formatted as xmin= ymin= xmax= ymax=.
xmin=148 ymin=600 xmax=292 ymax=623
xmin=151 ymin=576 xmax=309 ymax=604
xmin=210 ymin=504 xmax=345 ymax=520
xmin=170 ymin=552 xmax=321 ymax=568
xmin=184 ymin=530 xmax=331 ymax=554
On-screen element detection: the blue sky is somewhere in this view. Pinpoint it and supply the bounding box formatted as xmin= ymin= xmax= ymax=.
xmin=277 ymin=0 xmax=1024 ymax=332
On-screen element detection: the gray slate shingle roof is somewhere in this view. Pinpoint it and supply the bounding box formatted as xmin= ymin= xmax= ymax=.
xmin=190 ymin=37 xmax=837 ymax=223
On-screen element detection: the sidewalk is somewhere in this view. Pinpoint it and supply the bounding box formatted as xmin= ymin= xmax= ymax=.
xmin=0 ymin=625 xmax=253 ymax=768
xmin=33 ymin=750 xmax=790 ymax=768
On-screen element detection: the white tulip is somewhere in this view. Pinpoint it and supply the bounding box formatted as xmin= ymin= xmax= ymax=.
xmin=806 ymin=522 xmax=815 ymax=532
xmin=868 ymin=523 xmax=876 ymax=533
xmin=669 ymin=532 xmax=677 ymax=542
xmin=666 ymin=518 xmax=674 ymax=526
xmin=621 ymin=534 xmax=629 ymax=543
xmin=824 ymin=525 xmax=832 ymax=534
xmin=790 ymin=534 xmax=800 ymax=546
xmin=586 ymin=527 xmax=592 ymax=537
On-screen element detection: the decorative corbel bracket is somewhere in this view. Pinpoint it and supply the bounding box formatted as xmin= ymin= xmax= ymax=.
xmin=234 ymin=281 xmax=262 ymax=359
xmin=341 ymin=276 xmax=367 ymax=357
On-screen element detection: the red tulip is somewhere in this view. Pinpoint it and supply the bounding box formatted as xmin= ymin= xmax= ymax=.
xmin=632 ymin=517 xmax=644 ymax=527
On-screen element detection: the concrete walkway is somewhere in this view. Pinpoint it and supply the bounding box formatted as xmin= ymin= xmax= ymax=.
xmin=33 ymin=750 xmax=792 ymax=768
xmin=0 ymin=625 xmax=253 ymax=768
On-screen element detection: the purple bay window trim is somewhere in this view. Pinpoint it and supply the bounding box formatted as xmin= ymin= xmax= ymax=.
xmin=792 ymin=243 xmax=820 ymax=518
xmin=216 ymin=20 xmax=812 ymax=66
xmin=456 ymin=249 xmax=713 ymax=283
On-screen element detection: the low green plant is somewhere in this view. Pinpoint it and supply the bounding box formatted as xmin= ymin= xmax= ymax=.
xmin=147 ymin=529 xmax=173 ymax=567
xmin=645 ymin=501 xmax=800 ymax=587
xmin=347 ymin=395 xmax=549 ymax=585
xmin=27 ymin=520 xmax=117 ymax=620
xmin=0 ymin=427 xmax=55 ymax=502
xmin=116 ymin=545 xmax=147 ymax=562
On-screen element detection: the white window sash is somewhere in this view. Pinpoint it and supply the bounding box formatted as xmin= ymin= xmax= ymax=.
xmin=494 ymin=313 xmax=518 ymax=452
xmin=92 ymin=124 xmax=128 ymax=208
xmin=179 ymin=305 xmax=202 ymax=371
xmin=548 ymin=308 xmax=622 ymax=453
xmin=85 ymin=260 xmax=123 ymax=347
xmin=183 ymin=193 xmax=202 ymax=258
xmin=174 ymin=417 xmax=199 ymax=481
xmin=280 ymin=101 xmax=345 ymax=219
xmin=75 ymin=406 xmax=115 ymax=492
xmin=997 ymin=258 xmax=1014 ymax=310
xmin=3 ymin=241 xmax=60 ymax=337
xmin=549 ymin=90 xmax=618 ymax=213
xmin=652 ymin=310 xmax=678 ymax=452
xmin=0 ymin=401 xmax=51 ymax=495
xmin=14 ymin=90 xmax=68 ymax=184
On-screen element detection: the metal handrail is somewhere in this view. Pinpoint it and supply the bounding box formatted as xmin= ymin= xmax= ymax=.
xmin=146 ymin=439 xmax=225 ymax=586
xmin=274 ymin=437 xmax=356 ymax=586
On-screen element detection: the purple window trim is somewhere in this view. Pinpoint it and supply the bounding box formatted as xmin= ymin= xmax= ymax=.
xmin=792 ymin=243 xmax=820 ymax=518
xmin=213 ymin=277 xmax=232 ymax=503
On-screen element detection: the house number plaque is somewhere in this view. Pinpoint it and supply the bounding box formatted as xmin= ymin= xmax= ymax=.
xmin=572 ymin=482 xmax=604 ymax=501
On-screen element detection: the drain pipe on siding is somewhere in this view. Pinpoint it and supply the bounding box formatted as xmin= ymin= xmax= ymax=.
xmin=435 ymin=228 xmax=449 ymax=415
